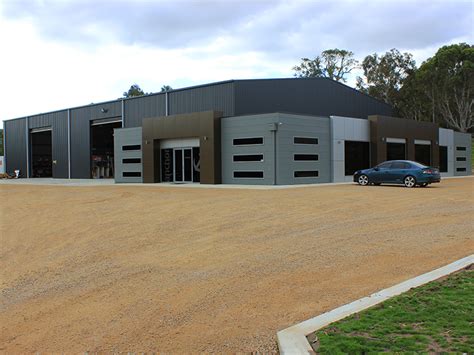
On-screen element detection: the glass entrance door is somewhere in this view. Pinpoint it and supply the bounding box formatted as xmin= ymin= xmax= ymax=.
xmin=173 ymin=148 xmax=193 ymax=183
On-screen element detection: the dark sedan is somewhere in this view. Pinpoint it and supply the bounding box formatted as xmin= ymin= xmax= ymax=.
xmin=354 ymin=160 xmax=441 ymax=188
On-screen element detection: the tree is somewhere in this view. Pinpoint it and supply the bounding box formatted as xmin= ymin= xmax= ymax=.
xmin=123 ymin=84 xmax=146 ymax=98
xmin=160 ymin=85 xmax=173 ymax=92
xmin=293 ymin=49 xmax=358 ymax=82
xmin=397 ymin=70 xmax=433 ymax=122
xmin=356 ymin=49 xmax=416 ymax=107
xmin=416 ymin=43 xmax=474 ymax=132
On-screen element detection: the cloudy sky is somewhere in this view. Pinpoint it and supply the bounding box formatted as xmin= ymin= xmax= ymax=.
xmin=0 ymin=0 xmax=472 ymax=123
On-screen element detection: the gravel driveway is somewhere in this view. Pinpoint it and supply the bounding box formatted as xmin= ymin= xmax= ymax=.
xmin=1 ymin=178 xmax=473 ymax=352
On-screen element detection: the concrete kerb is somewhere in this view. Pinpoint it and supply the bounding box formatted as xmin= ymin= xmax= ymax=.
xmin=277 ymin=254 xmax=474 ymax=354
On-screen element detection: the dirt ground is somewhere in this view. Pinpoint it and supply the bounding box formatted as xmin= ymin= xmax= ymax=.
xmin=1 ymin=178 xmax=473 ymax=352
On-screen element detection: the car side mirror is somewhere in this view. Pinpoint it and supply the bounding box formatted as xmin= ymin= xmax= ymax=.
xmin=374 ymin=167 xmax=379 ymax=171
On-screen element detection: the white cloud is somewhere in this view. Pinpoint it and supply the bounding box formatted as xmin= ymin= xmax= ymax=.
xmin=0 ymin=0 xmax=472 ymax=123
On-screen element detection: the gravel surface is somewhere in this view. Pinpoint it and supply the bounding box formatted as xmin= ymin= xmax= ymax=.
xmin=1 ymin=178 xmax=473 ymax=352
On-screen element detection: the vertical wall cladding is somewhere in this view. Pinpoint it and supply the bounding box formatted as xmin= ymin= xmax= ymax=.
xmin=169 ymin=82 xmax=235 ymax=117
xmin=330 ymin=116 xmax=371 ymax=182
xmin=233 ymin=79 xmax=394 ymax=118
xmin=438 ymin=128 xmax=455 ymax=176
xmin=221 ymin=113 xmax=276 ymax=185
xmin=70 ymin=101 xmax=122 ymax=178
xmin=221 ymin=113 xmax=331 ymax=185
xmin=4 ymin=118 xmax=27 ymax=175
xmin=124 ymin=94 xmax=166 ymax=128
xmin=453 ymin=132 xmax=472 ymax=176
xmin=276 ymin=114 xmax=331 ymax=184
xmin=29 ymin=111 xmax=69 ymax=178
xmin=114 ymin=127 xmax=143 ymax=183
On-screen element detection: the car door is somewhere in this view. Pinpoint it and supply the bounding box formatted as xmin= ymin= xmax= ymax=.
xmin=371 ymin=162 xmax=392 ymax=182
xmin=388 ymin=161 xmax=407 ymax=183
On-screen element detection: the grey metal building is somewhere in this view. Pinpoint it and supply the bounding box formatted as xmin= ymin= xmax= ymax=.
xmin=3 ymin=78 xmax=472 ymax=184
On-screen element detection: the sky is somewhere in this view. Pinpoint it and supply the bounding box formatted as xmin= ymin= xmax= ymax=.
xmin=0 ymin=0 xmax=472 ymax=123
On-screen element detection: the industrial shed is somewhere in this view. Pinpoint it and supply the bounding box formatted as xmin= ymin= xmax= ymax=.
xmin=3 ymin=77 xmax=471 ymax=184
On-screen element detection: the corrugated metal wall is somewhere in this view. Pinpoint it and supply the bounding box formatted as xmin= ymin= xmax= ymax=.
xmin=4 ymin=79 xmax=397 ymax=180
xmin=234 ymin=79 xmax=394 ymax=118
xmin=29 ymin=110 xmax=69 ymax=178
xmin=4 ymin=118 xmax=27 ymax=175
xmin=70 ymin=101 xmax=122 ymax=178
xmin=124 ymin=94 xmax=166 ymax=128
xmin=169 ymin=82 xmax=234 ymax=117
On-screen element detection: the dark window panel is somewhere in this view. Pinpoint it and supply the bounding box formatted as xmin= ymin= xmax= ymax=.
xmin=387 ymin=143 xmax=406 ymax=161
xmin=294 ymin=154 xmax=318 ymax=161
xmin=294 ymin=170 xmax=319 ymax=178
xmin=456 ymin=146 xmax=467 ymax=151
xmin=233 ymin=171 xmax=264 ymax=178
xmin=122 ymin=145 xmax=141 ymax=151
xmin=122 ymin=158 xmax=141 ymax=164
xmin=456 ymin=157 xmax=466 ymax=162
xmin=233 ymin=137 xmax=263 ymax=145
xmin=123 ymin=171 xmax=141 ymax=177
xmin=294 ymin=137 xmax=318 ymax=145
xmin=233 ymin=154 xmax=264 ymax=162
xmin=415 ymin=144 xmax=431 ymax=166
xmin=439 ymin=146 xmax=448 ymax=173
xmin=344 ymin=141 xmax=370 ymax=175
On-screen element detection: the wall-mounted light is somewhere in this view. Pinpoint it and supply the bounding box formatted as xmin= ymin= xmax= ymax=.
xmin=101 ymin=108 xmax=108 ymax=113
xmin=203 ymin=136 xmax=208 ymax=141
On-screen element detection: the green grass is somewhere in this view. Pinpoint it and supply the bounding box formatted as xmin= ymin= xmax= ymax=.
xmin=310 ymin=266 xmax=474 ymax=353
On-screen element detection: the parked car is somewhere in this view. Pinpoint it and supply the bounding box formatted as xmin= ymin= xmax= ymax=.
xmin=354 ymin=160 xmax=441 ymax=188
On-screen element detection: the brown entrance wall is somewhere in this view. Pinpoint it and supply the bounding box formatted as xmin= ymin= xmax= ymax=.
xmin=369 ymin=115 xmax=439 ymax=168
xmin=142 ymin=111 xmax=222 ymax=184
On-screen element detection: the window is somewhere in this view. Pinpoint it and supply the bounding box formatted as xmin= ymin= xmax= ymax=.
xmin=294 ymin=154 xmax=319 ymax=161
xmin=233 ymin=137 xmax=263 ymax=145
xmin=456 ymin=167 xmax=466 ymax=172
xmin=391 ymin=162 xmax=410 ymax=169
xmin=122 ymin=145 xmax=141 ymax=151
xmin=415 ymin=144 xmax=431 ymax=166
xmin=123 ymin=172 xmax=141 ymax=177
xmin=344 ymin=141 xmax=370 ymax=176
xmin=294 ymin=137 xmax=318 ymax=145
xmin=439 ymin=146 xmax=448 ymax=173
xmin=456 ymin=157 xmax=467 ymax=162
xmin=387 ymin=142 xmax=406 ymax=160
xmin=294 ymin=171 xmax=319 ymax=178
xmin=122 ymin=158 xmax=141 ymax=164
xmin=233 ymin=154 xmax=264 ymax=162
xmin=456 ymin=147 xmax=467 ymax=151
xmin=233 ymin=171 xmax=264 ymax=178
xmin=377 ymin=162 xmax=392 ymax=169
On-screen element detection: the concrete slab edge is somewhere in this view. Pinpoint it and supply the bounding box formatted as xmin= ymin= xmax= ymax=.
xmin=277 ymin=254 xmax=474 ymax=354
xmin=1 ymin=174 xmax=471 ymax=189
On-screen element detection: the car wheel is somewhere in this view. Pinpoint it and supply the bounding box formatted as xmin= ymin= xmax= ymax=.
xmin=358 ymin=174 xmax=369 ymax=186
xmin=404 ymin=175 xmax=416 ymax=188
